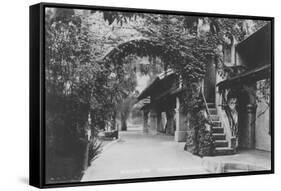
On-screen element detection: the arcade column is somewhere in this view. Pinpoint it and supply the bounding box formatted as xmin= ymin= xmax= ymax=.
xmin=156 ymin=111 xmax=165 ymax=133
xmin=174 ymin=97 xmax=187 ymax=142
xmin=245 ymin=104 xmax=257 ymax=149
xmin=142 ymin=109 xmax=149 ymax=133
xmin=148 ymin=108 xmax=158 ymax=135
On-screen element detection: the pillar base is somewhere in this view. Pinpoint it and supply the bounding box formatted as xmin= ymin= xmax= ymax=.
xmin=148 ymin=128 xmax=158 ymax=135
xmin=143 ymin=127 xmax=148 ymax=133
xmin=174 ymin=130 xmax=187 ymax=142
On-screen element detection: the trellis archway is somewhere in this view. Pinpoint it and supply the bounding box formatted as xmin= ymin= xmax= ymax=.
xmin=101 ymin=38 xmax=183 ymax=71
xmin=100 ymin=37 xmax=209 ymax=86
xmin=100 ymin=38 xmax=182 ymax=131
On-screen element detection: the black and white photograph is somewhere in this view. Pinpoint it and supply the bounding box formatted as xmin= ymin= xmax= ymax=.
xmin=32 ymin=3 xmax=273 ymax=187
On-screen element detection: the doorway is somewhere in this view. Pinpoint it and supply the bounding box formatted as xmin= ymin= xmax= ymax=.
xmin=236 ymin=91 xmax=250 ymax=149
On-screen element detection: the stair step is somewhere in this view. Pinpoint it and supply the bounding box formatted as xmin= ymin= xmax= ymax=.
xmin=210 ymin=115 xmax=220 ymax=121
xmin=212 ymin=121 xmax=222 ymax=127
xmin=215 ymin=147 xmax=235 ymax=155
xmin=212 ymin=127 xmax=224 ymax=133
xmin=207 ymin=103 xmax=216 ymax=108
xmin=208 ymin=108 xmax=217 ymax=115
xmin=213 ymin=133 xmax=226 ymax=140
xmin=215 ymin=140 xmax=228 ymax=147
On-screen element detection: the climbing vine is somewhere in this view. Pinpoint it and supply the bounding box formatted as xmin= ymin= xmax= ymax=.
xmin=98 ymin=13 xmax=269 ymax=156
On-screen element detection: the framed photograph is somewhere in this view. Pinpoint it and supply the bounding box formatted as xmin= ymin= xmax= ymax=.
xmin=30 ymin=2 xmax=274 ymax=188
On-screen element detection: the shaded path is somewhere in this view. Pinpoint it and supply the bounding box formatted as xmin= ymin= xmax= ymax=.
xmin=82 ymin=128 xmax=208 ymax=181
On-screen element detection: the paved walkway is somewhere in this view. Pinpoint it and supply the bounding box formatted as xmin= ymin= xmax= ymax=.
xmin=202 ymin=149 xmax=271 ymax=173
xmin=82 ymin=128 xmax=207 ymax=181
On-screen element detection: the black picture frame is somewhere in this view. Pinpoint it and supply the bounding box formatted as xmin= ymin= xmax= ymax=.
xmin=30 ymin=2 xmax=274 ymax=188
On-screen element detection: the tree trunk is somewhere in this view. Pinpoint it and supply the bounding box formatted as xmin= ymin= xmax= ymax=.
xmin=112 ymin=111 xmax=117 ymax=130
xmin=83 ymin=140 xmax=89 ymax=172
xmin=121 ymin=114 xmax=127 ymax=131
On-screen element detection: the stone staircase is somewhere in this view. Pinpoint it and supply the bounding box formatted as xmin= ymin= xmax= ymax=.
xmin=207 ymin=103 xmax=235 ymax=155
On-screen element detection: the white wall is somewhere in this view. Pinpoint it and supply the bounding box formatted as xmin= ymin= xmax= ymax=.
xmin=255 ymin=101 xmax=271 ymax=151
xmin=255 ymin=80 xmax=271 ymax=151
xmin=0 ymin=0 xmax=280 ymax=191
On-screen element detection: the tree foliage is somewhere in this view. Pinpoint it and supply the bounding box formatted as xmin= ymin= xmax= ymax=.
xmin=45 ymin=8 xmax=106 ymax=182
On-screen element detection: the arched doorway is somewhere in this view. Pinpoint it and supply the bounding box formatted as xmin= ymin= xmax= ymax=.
xmin=101 ymin=39 xmax=178 ymax=132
